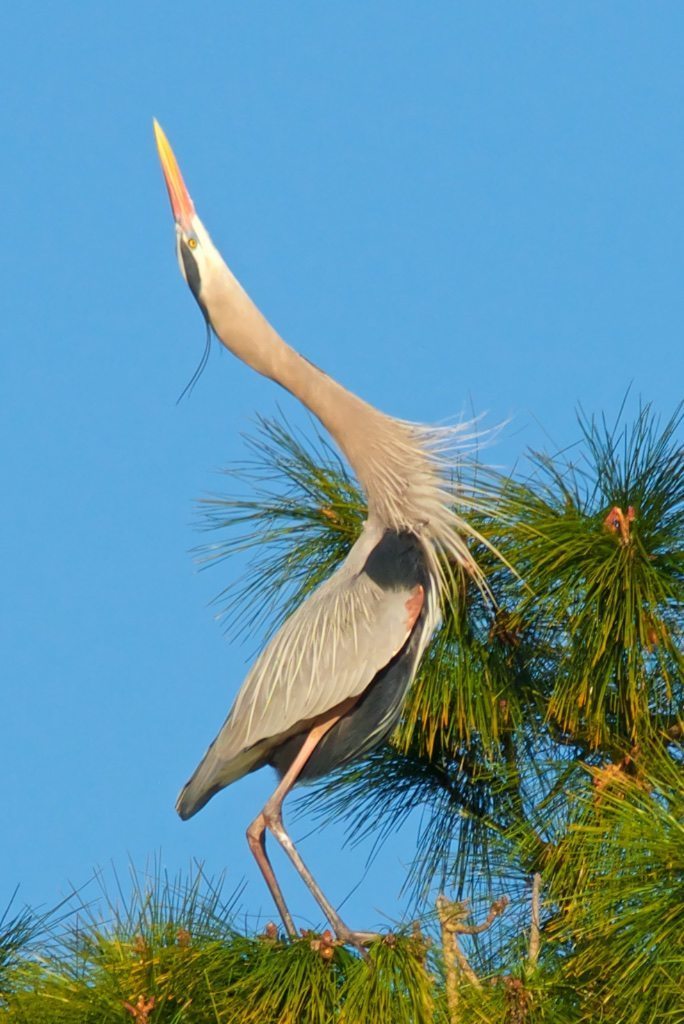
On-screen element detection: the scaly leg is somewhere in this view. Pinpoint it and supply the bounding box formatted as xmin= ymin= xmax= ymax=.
xmin=246 ymin=812 xmax=297 ymax=937
xmin=246 ymin=698 xmax=379 ymax=952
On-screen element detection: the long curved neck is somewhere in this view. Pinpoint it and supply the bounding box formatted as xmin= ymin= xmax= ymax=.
xmin=201 ymin=256 xmax=421 ymax=523
xmin=197 ymin=242 xmax=487 ymax=592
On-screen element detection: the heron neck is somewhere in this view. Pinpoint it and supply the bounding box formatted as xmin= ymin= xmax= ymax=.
xmin=203 ymin=261 xmax=397 ymax=501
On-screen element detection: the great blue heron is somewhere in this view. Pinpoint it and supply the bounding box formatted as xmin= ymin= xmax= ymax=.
xmin=154 ymin=121 xmax=488 ymax=949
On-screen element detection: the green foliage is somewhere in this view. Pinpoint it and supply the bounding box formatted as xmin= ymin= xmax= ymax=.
xmin=3 ymin=865 xmax=245 ymax=1023
xmin=195 ymin=415 xmax=364 ymax=643
xmin=0 ymin=894 xmax=39 ymax=1005
xmin=543 ymin=744 xmax=684 ymax=1024
xmin=500 ymin=402 xmax=684 ymax=748
xmin=0 ymin=865 xmax=438 ymax=1024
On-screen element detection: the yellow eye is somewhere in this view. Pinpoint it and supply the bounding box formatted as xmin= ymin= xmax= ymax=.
xmin=187 ymin=237 xmax=198 ymax=250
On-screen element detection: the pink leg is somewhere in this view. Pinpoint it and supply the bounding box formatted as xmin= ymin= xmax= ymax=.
xmin=246 ymin=812 xmax=297 ymax=937
xmin=246 ymin=700 xmax=379 ymax=951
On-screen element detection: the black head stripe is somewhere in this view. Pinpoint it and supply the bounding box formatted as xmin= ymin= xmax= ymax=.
xmin=180 ymin=242 xmax=203 ymax=307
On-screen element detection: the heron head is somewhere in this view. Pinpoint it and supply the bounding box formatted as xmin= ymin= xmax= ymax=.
xmin=153 ymin=119 xmax=215 ymax=316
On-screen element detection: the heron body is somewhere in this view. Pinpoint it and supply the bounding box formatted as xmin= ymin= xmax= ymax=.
xmin=178 ymin=526 xmax=436 ymax=816
xmin=154 ymin=121 xmax=485 ymax=948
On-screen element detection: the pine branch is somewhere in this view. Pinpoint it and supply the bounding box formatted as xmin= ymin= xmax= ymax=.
xmin=527 ymin=873 xmax=541 ymax=969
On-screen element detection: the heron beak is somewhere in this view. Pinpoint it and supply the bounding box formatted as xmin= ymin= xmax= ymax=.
xmin=153 ymin=119 xmax=196 ymax=231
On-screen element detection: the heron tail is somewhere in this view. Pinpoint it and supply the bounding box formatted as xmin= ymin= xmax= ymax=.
xmin=175 ymin=741 xmax=265 ymax=820
xmin=176 ymin=772 xmax=222 ymax=821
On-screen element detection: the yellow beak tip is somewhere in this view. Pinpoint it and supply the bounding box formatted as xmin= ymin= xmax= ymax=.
xmin=152 ymin=119 xmax=196 ymax=226
xmin=152 ymin=118 xmax=169 ymax=153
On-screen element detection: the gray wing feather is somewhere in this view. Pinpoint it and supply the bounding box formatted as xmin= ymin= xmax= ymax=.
xmin=177 ymin=524 xmax=431 ymax=817
xmin=230 ymin=570 xmax=416 ymax=749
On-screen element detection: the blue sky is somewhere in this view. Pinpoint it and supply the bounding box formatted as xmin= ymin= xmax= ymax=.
xmin=2 ymin=3 xmax=683 ymax=932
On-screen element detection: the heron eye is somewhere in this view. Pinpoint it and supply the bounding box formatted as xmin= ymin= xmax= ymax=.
xmin=187 ymin=237 xmax=198 ymax=250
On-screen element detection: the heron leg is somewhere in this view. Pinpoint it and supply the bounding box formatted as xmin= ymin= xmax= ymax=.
xmin=246 ymin=813 xmax=297 ymax=937
xmin=248 ymin=700 xmax=379 ymax=952
xmin=265 ymin=800 xmax=379 ymax=952
xmin=246 ymin=708 xmax=350 ymax=941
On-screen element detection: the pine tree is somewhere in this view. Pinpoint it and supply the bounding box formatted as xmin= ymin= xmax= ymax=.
xmin=2 ymin=402 xmax=682 ymax=1023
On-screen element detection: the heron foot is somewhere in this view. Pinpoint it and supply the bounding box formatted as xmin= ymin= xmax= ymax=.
xmin=333 ymin=928 xmax=383 ymax=958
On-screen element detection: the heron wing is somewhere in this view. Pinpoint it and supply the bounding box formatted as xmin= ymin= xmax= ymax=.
xmin=231 ymin=570 xmax=424 ymax=749
xmin=177 ymin=527 xmax=434 ymax=817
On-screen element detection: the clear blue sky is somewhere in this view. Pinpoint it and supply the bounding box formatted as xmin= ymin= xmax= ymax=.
xmin=2 ymin=3 xmax=683 ymax=931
